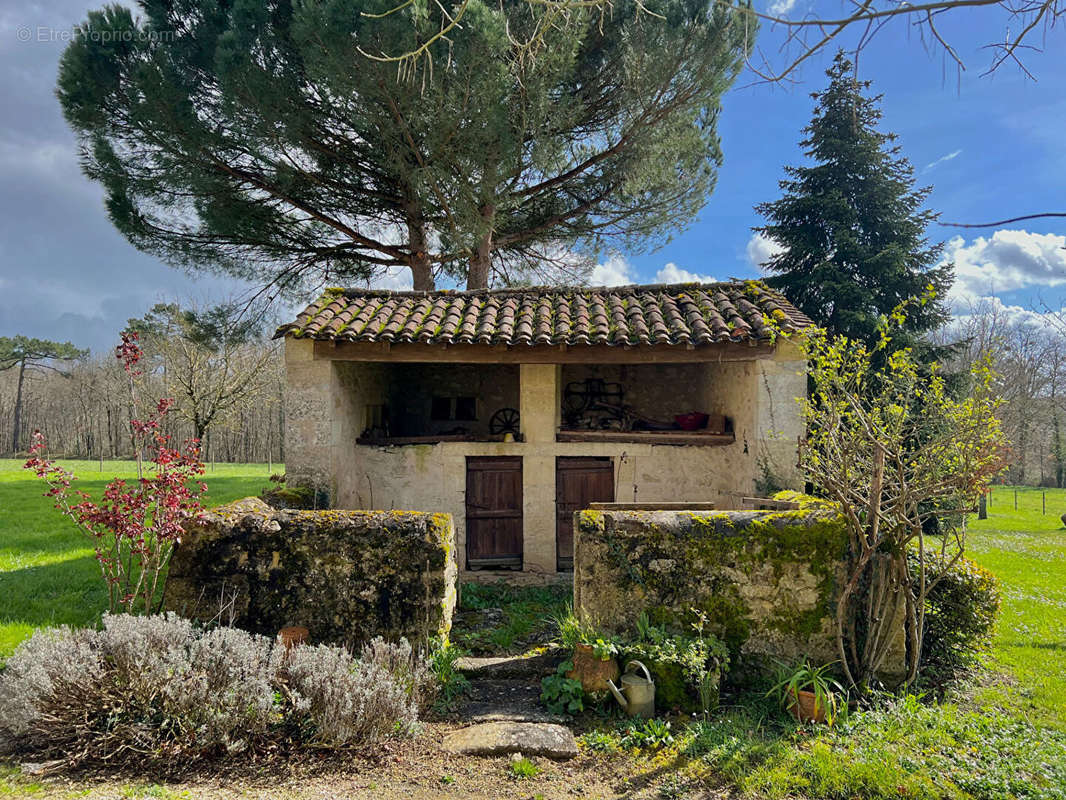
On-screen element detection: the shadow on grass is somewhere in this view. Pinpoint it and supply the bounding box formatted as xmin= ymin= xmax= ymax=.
xmin=0 ymin=555 xmax=106 ymax=652
xmin=1001 ymin=641 xmax=1066 ymax=652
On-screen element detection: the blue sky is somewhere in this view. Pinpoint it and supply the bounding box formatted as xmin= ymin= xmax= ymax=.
xmin=1 ymin=1 xmax=1064 ymax=351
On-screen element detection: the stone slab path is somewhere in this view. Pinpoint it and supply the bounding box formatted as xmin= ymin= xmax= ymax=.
xmin=455 ymin=651 xmax=561 ymax=680
xmin=461 ymin=679 xmax=564 ymax=724
xmin=451 ymin=651 xmax=577 ymax=759
xmin=442 ymin=721 xmax=579 ymax=760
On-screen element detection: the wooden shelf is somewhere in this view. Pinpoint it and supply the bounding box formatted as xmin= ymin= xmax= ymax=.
xmin=357 ymin=433 xmax=522 ymax=446
xmin=556 ymin=430 xmax=735 ymax=446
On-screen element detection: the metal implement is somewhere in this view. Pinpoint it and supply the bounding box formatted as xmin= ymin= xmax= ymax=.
xmin=607 ymin=660 xmax=655 ymax=718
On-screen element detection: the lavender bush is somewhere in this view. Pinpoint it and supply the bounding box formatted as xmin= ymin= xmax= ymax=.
xmin=0 ymin=614 xmax=428 ymax=771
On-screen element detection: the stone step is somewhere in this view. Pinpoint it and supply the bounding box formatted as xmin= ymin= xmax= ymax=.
xmin=456 ymin=651 xmax=562 ymax=680
xmin=458 ymin=679 xmax=563 ymax=724
xmin=442 ymin=721 xmax=578 ymax=760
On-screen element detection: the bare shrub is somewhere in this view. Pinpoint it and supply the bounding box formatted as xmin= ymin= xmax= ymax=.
xmin=360 ymin=636 xmax=433 ymax=711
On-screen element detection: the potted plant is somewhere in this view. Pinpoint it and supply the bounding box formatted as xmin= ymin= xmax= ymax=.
xmin=568 ymin=637 xmax=621 ymax=693
xmin=766 ymin=658 xmax=845 ymax=725
xmin=552 ymin=609 xmax=621 ymax=693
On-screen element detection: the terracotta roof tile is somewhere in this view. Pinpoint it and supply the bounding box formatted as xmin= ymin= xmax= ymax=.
xmin=276 ymin=281 xmax=812 ymax=347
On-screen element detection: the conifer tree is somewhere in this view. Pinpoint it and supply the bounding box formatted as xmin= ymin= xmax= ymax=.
xmin=57 ymin=0 xmax=752 ymax=293
xmin=755 ymin=52 xmax=952 ymax=351
xmin=0 ymin=337 xmax=86 ymax=453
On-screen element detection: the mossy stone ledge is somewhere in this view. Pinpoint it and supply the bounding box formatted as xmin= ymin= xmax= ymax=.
xmin=164 ymin=497 xmax=456 ymax=646
xmin=573 ymin=494 xmax=906 ymax=681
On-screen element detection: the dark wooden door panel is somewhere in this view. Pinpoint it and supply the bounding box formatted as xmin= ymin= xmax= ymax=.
xmin=556 ymin=457 xmax=614 ymax=570
xmin=466 ymin=457 xmax=523 ymax=568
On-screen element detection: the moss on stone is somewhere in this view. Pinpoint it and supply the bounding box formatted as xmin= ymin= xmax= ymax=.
xmin=165 ymin=498 xmax=457 ymax=647
xmin=575 ymin=497 xmax=849 ymax=663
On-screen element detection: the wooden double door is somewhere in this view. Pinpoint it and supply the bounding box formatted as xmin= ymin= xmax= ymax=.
xmin=465 ymin=456 xmax=615 ymax=571
xmin=555 ymin=457 xmax=614 ymax=571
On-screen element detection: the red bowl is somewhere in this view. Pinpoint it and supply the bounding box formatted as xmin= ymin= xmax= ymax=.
xmin=674 ymin=412 xmax=709 ymax=431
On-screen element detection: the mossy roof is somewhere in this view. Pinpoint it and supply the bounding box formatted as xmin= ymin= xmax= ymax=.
xmin=274 ymin=281 xmax=812 ymax=347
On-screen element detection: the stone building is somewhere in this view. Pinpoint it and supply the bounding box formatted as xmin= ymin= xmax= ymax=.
xmin=276 ymin=281 xmax=812 ymax=580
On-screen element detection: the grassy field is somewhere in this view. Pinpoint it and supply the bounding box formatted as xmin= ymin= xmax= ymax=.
xmin=0 ymin=458 xmax=277 ymax=659
xmin=966 ymin=485 xmax=1066 ymax=731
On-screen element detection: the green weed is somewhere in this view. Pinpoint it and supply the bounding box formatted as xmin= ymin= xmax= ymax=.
xmin=509 ymin=757 xmax=541 ymax=779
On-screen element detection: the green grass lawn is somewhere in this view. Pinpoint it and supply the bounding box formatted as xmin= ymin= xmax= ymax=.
xmin=966 ymin=485 xmax=1066 ymax=731
xmin=0 ymin=458 xmax=277 ymax=659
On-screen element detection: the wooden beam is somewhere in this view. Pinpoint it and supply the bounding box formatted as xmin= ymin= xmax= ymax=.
xmin=555 ymin=430 xmax=736 ymax=446
xmin=313 ymin=340 xmax=774 ymax=364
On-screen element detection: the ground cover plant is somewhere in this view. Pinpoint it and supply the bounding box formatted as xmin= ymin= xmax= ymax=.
xmin=0 ymin=459 xmax=276 ymax=660
xmin=452 ymin=580 xmax=569 ymax=655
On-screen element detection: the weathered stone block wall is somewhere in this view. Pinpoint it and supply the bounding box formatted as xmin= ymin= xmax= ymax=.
xmin=573 ymin=497 xmax=905 ymax=679
xmin=165 ymin=498 xmax=457 ymax=646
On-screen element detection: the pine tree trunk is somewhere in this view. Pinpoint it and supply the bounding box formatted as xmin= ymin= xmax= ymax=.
xmin=466 ymin=203 xmax=496 ymax=290
xmin=410 ymin=255 xmax=434 ymax=291
xmin=406 ymin=198 xmax=435 ymax=291
xmin=11 ymin=358 xmax=26 ymax=454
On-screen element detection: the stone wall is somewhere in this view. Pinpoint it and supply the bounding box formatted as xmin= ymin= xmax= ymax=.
xmin=165 ymin=498 xmax=457 ymax=646
xmin=573 ymin=497 xmax=906 ymax=680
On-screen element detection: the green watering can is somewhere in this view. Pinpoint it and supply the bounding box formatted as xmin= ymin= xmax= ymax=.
xmin=607 ymin=660 xmax=655 ymax=718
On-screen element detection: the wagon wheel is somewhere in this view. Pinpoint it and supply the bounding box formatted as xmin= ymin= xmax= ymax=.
xmin=489 ymin=407 xmax=520 ymax=436
xmin=563 ymin=381 xmax=592 ymax=416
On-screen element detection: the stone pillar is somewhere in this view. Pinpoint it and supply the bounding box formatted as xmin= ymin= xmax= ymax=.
xmin=520 ymin=363 xmax=560 ymax=574
xmin=283 ymin=338 xmax=333 ymax=498
xmin=754 ymin=340 xmax=807 ymax=490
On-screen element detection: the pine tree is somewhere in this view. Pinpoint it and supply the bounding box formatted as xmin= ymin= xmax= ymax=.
xmin=755 ymin=52 xmax=952 ymax=350
xmin=0 ymin=337 xmax=87 ymax=453
xmin=57 ymin=0 xmax=752 ymax=292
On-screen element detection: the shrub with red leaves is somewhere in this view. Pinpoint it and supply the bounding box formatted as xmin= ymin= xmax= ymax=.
xmin=23 ymin=332 xmax=206 ymax=614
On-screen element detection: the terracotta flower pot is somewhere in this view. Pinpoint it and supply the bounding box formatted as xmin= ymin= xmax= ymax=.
xmin=278 ymin=625 xmax=309 ymax=650
xmin=787 ymin=688 xmax=828 ymax=724
xmin=567 ymin=643 xmax=620 ymax=693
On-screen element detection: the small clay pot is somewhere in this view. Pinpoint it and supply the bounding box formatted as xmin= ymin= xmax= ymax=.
xmin=567 ymin=643 xmax=620 ymax=693
xmin=787 ymin=688 xmax=828 ymax=724
xmin=278 ymin=625 xmax=309 ymax=650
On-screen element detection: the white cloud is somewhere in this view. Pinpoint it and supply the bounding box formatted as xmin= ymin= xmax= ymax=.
xmin=946 ymin=294 xmax=1065 ymax=336
xmin=588 ymin=257 xmax=718 ymax=287
xmin=746 ymin=233 xmax=785 ymax=271
xmin=923 ymin=149 xmax=962 ymax=172
xmin=654 ymin=263 xmax=717 ymax=284
xmin=589 ymin=254 xmax=633 ymax=286
xmin=944 ymin=229 xmax=1066 ymax=306
xmin=768 ymin=0 xmax=797 ymax=15
xmin=368 ymin=266 xmax=414 ymax=291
